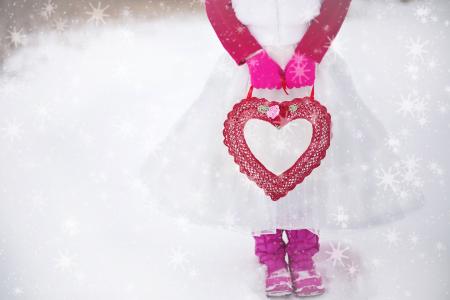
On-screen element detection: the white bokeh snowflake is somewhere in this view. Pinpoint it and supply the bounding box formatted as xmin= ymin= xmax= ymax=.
xmin=86 ymin=2 xmax=110 ymax=25
xmin=6 ymin=27 xmax=27 ymax=48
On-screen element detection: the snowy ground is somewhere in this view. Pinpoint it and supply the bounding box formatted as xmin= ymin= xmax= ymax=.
xmin=0 ymin=1 xmax=449 ymax=299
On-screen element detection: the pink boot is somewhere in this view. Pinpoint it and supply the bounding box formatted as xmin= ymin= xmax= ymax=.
xmin=253 ymin=229 xmax=293 ymax=297
xmin=286 ymin=229 xmax=325 ymax=297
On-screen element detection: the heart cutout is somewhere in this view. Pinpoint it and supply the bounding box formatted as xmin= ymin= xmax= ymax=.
xmin=244 ymin=119 xmax=313 ymax=176
xmin=223 ymin=95 xmax=331 ymax=201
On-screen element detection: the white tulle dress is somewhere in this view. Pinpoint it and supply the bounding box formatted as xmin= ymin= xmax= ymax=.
xmin=140 ymin=0 xmax=424 ymax=234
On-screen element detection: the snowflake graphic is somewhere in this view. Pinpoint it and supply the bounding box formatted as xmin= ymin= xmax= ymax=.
xmin=272 ymin=138 xmax=290 ymax=155
xmin=396 ymin=155 xmax=423 ymax=186
xmin=168 ymin=248 xmax=190 ymax=271
xmin=436 ymin=241 xmax=447 ymax=258
xmin=428 ymin=161 xmax=444 ymax=176
xmin=397 ymin=93 xmax=417 ymax=117
xmin=1 ymin=119 xmax=23 ymax=142
xmin=121 ymin=6 xmax=132 ymax=18
xmin=54 ymin=18 xmax=68 ymax=32
xmin=222 ymin=210 xmax=239 ymax=229
xmin=86 ymin=2 xmax=110 ymax=25
xmin=62 ymin=218 xmax=80 ymax=236
xmin=287 ymin=54 xmax=312 ymax=83
xmin=13 ymin=288 xmax=24 ymax=296
xmin=55 ymin=251 xmax=76 ymax=271
xmin=346 ymin=261 xmax=359 ymax=278
xmin=114 ymin=118 xmax=138 ymax=138
xmin=409 ymin=232 xmax=420 ymax=247
xmin=331 ymin=206 xmax=350 ymax=229
xmin=426 ymin=56 xmax=438 ymax=70
xmin=414 ymin=4 xmax=433 ymax=24
xmin=405 ymin=62 xmax=419 ymax=80
xmin=383 ymin=228 xmax=401 ymax=247
xmin=41 ymin=0 xmax=57 ymax=20
xmin=6 ymin=27 xmax=27 ymax=48
xmin=375 ymin=167 xmax=400 ymax=193
xmin=385 ymin=135 xmax=401 ymax=153
xmin=406 ymin=38 xmax=429 ymax=62
xmin=325 ymin=241 xmax=350 ymax=267
xmin=236 ymin=25 xmax=246 ymax=34
xmin=402 ymin=156 xmax=421 ymax=173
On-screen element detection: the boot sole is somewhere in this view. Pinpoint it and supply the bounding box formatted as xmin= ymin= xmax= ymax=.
xmin=295 ymin=285 xmax=325 ymax=297
xmin=266 ymin=291 xmax=293 ymax=297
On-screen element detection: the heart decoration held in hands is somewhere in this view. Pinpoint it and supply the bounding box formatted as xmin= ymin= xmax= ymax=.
xmin=223 ymin=92 xmax=331 ymax=201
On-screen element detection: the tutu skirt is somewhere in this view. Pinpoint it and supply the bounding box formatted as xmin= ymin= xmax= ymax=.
xmin=140 ymin=50 xmax=424 ymax=233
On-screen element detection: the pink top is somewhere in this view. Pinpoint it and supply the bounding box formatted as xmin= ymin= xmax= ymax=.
xmin=205 ymin=0 xmax=352 ymax=65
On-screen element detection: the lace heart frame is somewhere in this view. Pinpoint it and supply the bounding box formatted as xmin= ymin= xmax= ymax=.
xmin=223 ymin=94 xmax=332 ymax=201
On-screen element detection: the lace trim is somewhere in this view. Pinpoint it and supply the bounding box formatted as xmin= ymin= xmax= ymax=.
xmin=223 ymin=94 xmax=331 ymax=201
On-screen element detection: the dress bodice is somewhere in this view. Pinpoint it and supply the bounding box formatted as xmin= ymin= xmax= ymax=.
xmin=231 ymin=0 xmax=322 ymax=47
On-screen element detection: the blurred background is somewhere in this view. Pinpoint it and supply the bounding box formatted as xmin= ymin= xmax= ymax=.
xmin=0 ymin=0 xmax=204 ymax=63
xmin=0 ymin=0 xmax=449 ymax=299
xmin=0 ymin=0 xmax=418 ymax=62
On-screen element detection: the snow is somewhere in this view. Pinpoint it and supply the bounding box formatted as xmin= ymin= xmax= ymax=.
xmin=0 ymin=1 xmax=449 ymax=299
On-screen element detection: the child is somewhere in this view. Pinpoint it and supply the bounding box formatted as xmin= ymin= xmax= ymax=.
xmin=141 ymin=0 xmax=423 ymax=297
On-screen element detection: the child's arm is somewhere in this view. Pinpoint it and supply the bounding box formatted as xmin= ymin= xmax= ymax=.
xmin=296 ymin=0 xmax=352 ymax=63
xmin=205 ymin=0 xmax=262 ymax=66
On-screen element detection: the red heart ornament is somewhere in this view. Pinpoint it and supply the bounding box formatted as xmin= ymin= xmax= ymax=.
xmin=223 ymin=95 xmax=332 ymax=201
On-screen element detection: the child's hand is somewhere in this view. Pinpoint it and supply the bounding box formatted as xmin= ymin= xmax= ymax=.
xmin=284 ymin=53 xmax=316 ymax=89
xmin=246 ymin=50 xmax=283 ymax=89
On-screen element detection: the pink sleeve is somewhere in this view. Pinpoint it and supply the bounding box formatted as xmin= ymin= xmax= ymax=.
xmin=205 ymin=0 xmax=262 ymax=66
xmin=296 ymin=0 xmax=352 ymax=63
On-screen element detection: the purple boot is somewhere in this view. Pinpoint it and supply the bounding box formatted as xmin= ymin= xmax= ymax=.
xmin=253 ymin=229 xmax=293 ymax=297
xmin=286 ymin=229 xmax=325 ymax=297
